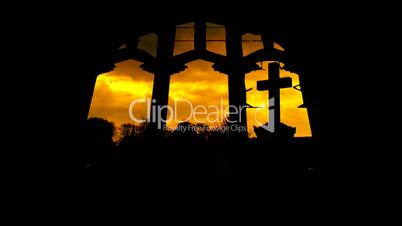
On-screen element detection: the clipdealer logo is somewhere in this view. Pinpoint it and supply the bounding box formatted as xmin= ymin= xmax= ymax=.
xmin=128 ymin=98 xmax=249 ymax=132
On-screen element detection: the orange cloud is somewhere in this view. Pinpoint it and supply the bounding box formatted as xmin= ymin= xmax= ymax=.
xmin=89 ymin=60 xmax=311 ymax=137
xmin=88 ymin=24 xmax=311 ymax=137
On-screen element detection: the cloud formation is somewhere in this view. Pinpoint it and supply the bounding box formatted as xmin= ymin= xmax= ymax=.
xmin=88 ymin=25 xmax=311 ymax=137
xmin=89 ymin=60 xmax=311 ymax=137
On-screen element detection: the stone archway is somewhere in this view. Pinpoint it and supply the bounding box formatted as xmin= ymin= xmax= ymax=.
xmin=84 ymin=19 xmax=303 ymax=139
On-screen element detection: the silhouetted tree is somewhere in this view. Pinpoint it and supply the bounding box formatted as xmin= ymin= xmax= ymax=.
xmin=171 ymin=121 xmax=203 ymax=143
xmin=86 ymin=117 xmax=116 ymax=140
xmin=206 ymin=119 xmax=231 ymax=143
xmin=253 ymin=122 xmax=295 ymax=143
xmin=81 ymin=117 xmax=116 ymax=168
xmin=118 ymin=123 xmax=138 ymax=143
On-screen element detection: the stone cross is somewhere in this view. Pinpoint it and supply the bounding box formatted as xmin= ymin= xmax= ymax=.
xmin=257 ymin=62 xmax=292 ymax=132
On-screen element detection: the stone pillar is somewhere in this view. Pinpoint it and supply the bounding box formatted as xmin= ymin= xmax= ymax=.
xmin=225 ymin=26 xmax=248 ymax=137
xmin=149 ymin=27 xmax=176 ymax=130
xmin=80 ymin=74 xmax=97 ymax=122
xmin=194 ymin=20 xmax=206 ymax=51
xmin=268 ymin=62 xmax=282 ymax=131
xmin=79 ymin=64 xmax=115 ymax=124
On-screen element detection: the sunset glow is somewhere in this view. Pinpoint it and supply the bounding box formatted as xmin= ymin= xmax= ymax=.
xmin=88 ymin=60 xmax=311 ymax=137
xmin=88 ymin=23 xmax=312 ymax=137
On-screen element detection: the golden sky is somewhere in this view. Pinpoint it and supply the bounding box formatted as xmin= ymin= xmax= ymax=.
xmin=88 ymin=23 xmax=312 ymax=137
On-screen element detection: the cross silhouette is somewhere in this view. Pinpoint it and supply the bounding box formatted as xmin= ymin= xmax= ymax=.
xmin=257 ymin=62 xmax=292 ymax=132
